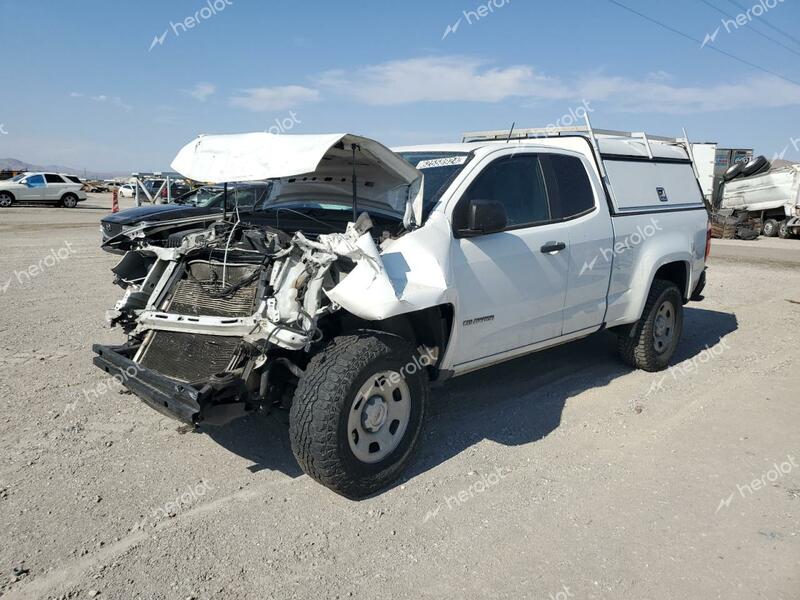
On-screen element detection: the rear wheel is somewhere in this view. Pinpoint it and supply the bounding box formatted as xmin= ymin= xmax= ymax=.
xmin=617 ymin=279 xmax=684 ymax=372
xmin=289 ymin=333 xmax=427 ymax=499
xmin=0 ymin=192 xmax=13 ymax=207
xmin=61 ymin=194 xmax=78 ymax=208
xmin=762 ymin=219 xmax=779 ymax=237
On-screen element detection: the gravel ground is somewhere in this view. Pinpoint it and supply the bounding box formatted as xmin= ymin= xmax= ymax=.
xmin=1 ymin=199 xmax=798 ymax=600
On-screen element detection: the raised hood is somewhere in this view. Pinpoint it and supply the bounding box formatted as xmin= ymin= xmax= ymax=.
xmin=171 ymin=132 xmax=425 ymax=227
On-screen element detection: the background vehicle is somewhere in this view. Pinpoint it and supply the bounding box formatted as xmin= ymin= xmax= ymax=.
xmin=118 ymin=184 xmax=136 ymax=198
xmin=720 ymin=160 xmax=800 ymax=238
xmin=94 ymin=129 xmax=709 ymax=499
xmin=0 ymin=172 xmax=88 ymax=208
xmin=100 ymin=182 xmax=271 ymax=251
xmin=143 ymin=178 xmax=192 ymax=202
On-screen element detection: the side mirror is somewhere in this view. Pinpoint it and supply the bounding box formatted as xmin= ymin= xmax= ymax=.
xmin=465 ymin=198 xmax=507 ymax=235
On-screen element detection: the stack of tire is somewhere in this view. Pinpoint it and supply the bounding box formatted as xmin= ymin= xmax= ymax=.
xmin=722 ymin=156 xmax=794 ymax=239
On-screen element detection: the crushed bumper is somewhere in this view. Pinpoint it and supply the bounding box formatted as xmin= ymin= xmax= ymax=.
xmin=92 ymin=343 xmax=201 ymax=424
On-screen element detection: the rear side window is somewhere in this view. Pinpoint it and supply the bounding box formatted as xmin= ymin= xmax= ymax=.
xmin=457 ymin=154 xmax=550 ymax=229
xmin=65 ymin=176 xmax=81 ymax=184
xmin=44 ymin=173 xmax=65 ymax=183
xmin=541 ymin=155 xmax=595 ymax=219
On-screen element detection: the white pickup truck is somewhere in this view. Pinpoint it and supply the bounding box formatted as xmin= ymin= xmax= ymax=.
xmin=93 ymin=127 xmax=710 ymax=498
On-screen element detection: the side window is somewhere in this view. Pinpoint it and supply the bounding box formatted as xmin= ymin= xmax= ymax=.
xmin=542 ymin=155 xmax=596 ymax=220
xmin=45 ymin=174 xmax=64 ymax=183
xmin=65 ymin=176 xmax=82 ymax=184
xmin=27 ymin=174 xmax=45 ymax=186
xmin=456 ymin=154 xmax=550 ymax=230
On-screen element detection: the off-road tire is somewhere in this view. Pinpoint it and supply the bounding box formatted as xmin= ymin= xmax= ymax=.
xmin=0 ymin=192 xmax=13 ymax=207
xmin=61 ymin=194 xmax=79 ymax=208
xmin=617 ymin=279 xmax=684 ymax=372
xmin=289 ymin=332 xmax=428 ymax=499
xmin=762 ymin=219 xmax=779 ymax=237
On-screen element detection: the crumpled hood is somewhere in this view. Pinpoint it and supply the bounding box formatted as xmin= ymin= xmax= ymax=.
xmin=170 ymin=132 xmax=425 ymax=227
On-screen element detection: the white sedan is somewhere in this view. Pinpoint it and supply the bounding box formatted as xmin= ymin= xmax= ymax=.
xmin=0 ymin=172 xmax=88 ymax=208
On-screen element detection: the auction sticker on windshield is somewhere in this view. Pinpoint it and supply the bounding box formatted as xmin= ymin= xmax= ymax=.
xmin=416 ymin=156 xmax=468 ymax=169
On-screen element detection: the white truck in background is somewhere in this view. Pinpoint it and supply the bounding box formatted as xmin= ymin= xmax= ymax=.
xmin=94 ymin=125 xmax=710 ymax=498
xmin=721 ymin=162 xmax=800 ymax=238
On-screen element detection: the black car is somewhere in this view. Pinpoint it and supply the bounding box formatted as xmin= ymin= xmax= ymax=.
xmin=100 ymin=182 xmax=271 ymax=253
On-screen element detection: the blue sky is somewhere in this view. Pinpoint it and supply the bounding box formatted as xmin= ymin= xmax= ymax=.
xmin=2 ymin=0 xmax=800 ymax=172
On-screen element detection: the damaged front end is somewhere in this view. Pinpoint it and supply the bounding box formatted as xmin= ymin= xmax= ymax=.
xmin=94 ymin=213 xmax=389 ymax=425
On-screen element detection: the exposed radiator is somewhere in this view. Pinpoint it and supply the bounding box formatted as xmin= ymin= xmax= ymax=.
xmin=137 ymin=331 xmax=242 ymax=382
xmin=165 ymin=261 xmax=261 ymax=318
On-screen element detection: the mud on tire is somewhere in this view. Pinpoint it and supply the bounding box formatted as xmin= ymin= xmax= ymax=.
xmin=617 ymin=279 xmax=684 ymax=372
xmin=289 ymin=332 xmax=428 ymax=499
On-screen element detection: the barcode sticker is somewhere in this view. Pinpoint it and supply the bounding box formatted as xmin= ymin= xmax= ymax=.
xmin=416 ymin=156 xmax=468 ymax=169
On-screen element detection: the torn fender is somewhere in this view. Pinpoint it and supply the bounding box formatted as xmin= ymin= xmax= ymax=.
xmin=324 ymin=213 xmax=452 ymax=321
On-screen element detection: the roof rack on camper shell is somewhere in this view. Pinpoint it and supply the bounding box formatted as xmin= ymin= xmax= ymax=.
xmin=461 ymin=120 xmax=700 ymax=181
xmin=461 ymin=125 xmax=688 ymax=144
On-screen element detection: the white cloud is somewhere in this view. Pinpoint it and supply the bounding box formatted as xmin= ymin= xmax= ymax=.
xmin=315 ymin=55 xmax=800 ymax=114
xmin=186 ymin=82 xmax=216 ymax=102
xmin=69 ymin=92 xmax=132 ymax=111
xmin=229 ymin=85 xmax=319 ymax=112
xmin=577 ymin=73 xmax=800 ymax=113
xmin=317 ymin=56 xmax=568 ymax=105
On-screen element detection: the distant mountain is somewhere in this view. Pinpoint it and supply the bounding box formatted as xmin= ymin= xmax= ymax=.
xmin=770 ymin=159 xmax=799 ymax=170
xmin=0 ymin=158 xmax=127 ymax=180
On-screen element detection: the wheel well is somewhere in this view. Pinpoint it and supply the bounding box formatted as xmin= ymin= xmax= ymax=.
xmin=326 ymin=304 xmax=454 ymax=374
xmin=0 ymin=191 xmax=15 ymax=200
xmin=654 ymin=261 xmax=688 ymax=299
xmin=61 ymin=192 xmax=78 ymax=199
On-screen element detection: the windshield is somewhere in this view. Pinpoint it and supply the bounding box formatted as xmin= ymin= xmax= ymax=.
xmin=397 ymin=152 xmax=471 ymax=211
xmin=10 ymin=174 xmax=26 ymax=182
xmin=176 ymin=185 xmax=271 ymax=209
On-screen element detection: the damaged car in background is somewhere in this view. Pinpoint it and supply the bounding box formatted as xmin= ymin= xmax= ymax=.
xmin=94 ymin=128 xmax=709 ymax=498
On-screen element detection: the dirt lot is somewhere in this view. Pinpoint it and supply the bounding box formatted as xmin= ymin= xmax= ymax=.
xmin=1 ymin=197 xmax=798 ymax=600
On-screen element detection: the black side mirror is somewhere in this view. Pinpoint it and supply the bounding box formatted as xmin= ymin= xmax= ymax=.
xmin=465 ymin=198 xmax=507 ymax=235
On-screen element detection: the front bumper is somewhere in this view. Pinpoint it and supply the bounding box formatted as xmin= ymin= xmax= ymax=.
xmin=92 ymin=343 xmax=201 ymax=424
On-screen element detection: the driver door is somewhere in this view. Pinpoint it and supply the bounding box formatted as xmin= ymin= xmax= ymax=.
xmin=19 ymin=174 xmax=47 ymax=201
xmin=448 ymin=151 xmax=571 ymax=368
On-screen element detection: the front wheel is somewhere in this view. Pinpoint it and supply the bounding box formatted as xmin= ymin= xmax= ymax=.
xmin=778 ymin=220 xmax=793 ymax=239
xmin=617 ymin=279 xmax=684 ymax=372
xmin=0 ymin=192 xmax=13 ymax=207
xmin=289 ymin=333 xmax=428 ymax=499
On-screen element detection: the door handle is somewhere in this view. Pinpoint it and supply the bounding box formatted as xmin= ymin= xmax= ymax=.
xmin=540 ymin=241 xmax=566 ymax=254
